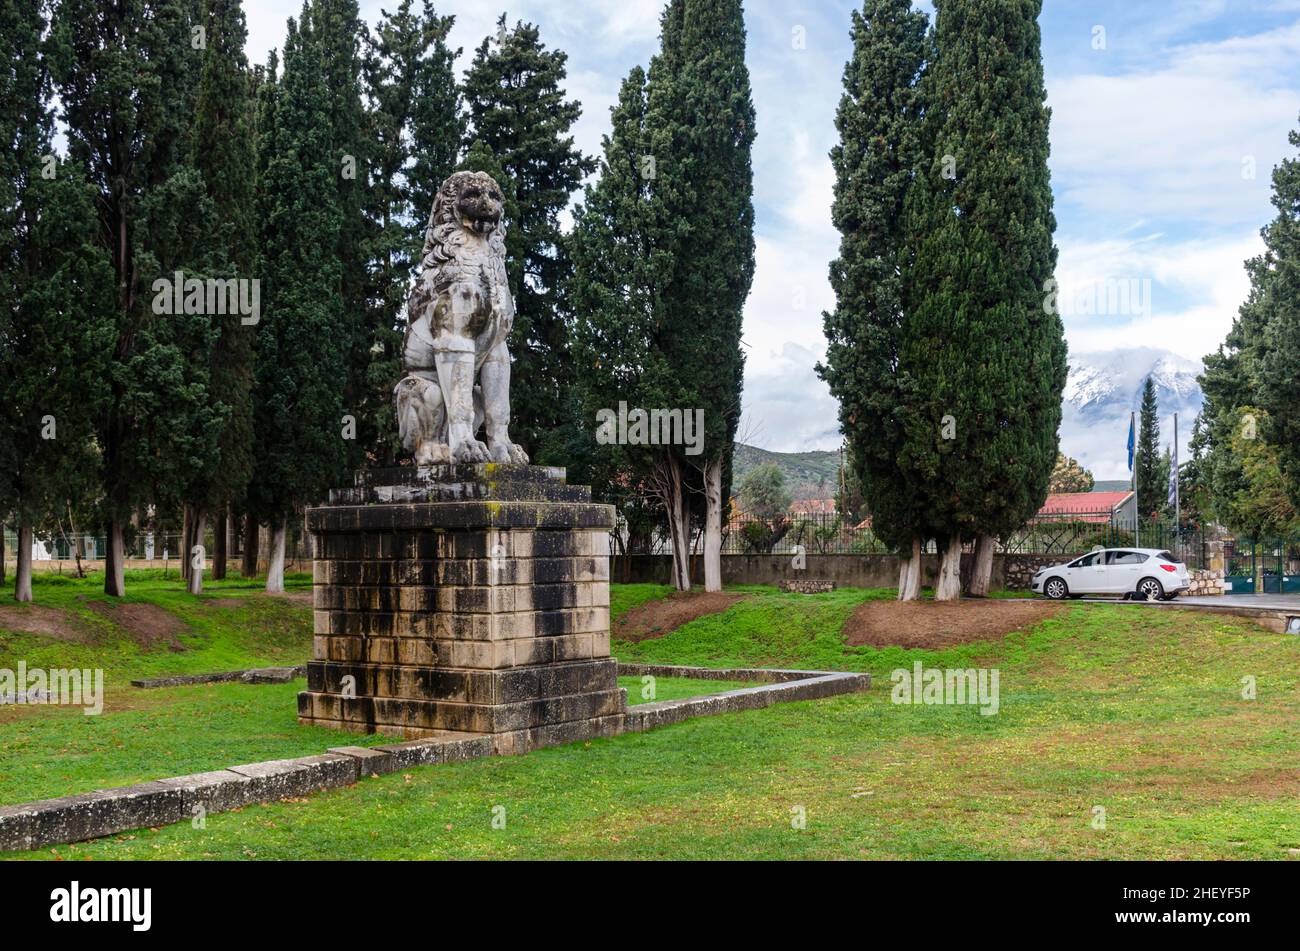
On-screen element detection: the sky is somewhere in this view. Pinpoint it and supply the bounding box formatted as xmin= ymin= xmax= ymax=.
xmin=247 ymin=0 xmax=1300 ymax=455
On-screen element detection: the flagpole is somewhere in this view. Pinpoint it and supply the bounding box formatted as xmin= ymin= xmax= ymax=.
xmin=1132 ymin=410 xmax=1139 ymax=549
xmin=1174 ymin=413 xmax=1180 ymax=560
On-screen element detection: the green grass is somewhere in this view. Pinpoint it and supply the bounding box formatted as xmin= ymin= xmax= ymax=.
xmin=0 ymin=568 xmax=313 ymax=681
xmin=4 ymin=577 xmax=1300 ymax=860
xmin=0 ymin=572 xmax=745 ymax=807
xmin=610 ymin=583 xmax=676 ymax=621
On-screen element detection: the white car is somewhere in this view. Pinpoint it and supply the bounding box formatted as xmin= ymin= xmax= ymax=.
xmin=1031 ymin=548 xmax=1190 ymax=601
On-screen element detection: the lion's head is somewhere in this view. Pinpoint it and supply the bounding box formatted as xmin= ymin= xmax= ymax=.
xmin=410 ymin=170 xmax=511 ymax=317
xmin=436 ymin=170 xmax=504 ymax=236
xmin=420 ymin=171 xmax=508 ymax=262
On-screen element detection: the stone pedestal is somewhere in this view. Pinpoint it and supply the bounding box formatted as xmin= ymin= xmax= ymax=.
xmin=297 ymin=465 xmax=626 ymax=747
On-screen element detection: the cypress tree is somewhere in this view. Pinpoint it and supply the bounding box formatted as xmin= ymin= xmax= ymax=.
xmin=362 ymin=0 xmax=462 ymax=464
xmin=189 ymin=0 xmax=258 ymax=583
xmin=49 ymin=0 xmax=213 ymax=597
xmin=901 ymin=0 xmax=1066 ymax=598
xmin=407 ymin=0 xmax=463 ymax=230
xmin=0 ymin=0 xmax=117 ymax=601
xmin=669 ymin=0 xmax=755 ymax=593
xmin=1134 ymin=376 xmax=1168 ymax=519
xmin=462 ymin=16 xmax=596 ymax=460
xmin=247 ymin=14 xmax=348 ymax=592
xmin=309 ymin=0 xmax=371 ymax=470
xmin=818 ymin=0 xmax=929 ymax=599
xmin=571 ymin=65 xmax=675 ymax=556
xmin=1252 ymin=115 xmax=1300 ymax=511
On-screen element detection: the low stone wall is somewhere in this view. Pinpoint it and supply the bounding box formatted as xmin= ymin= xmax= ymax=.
xmin=615 ymin=552 xmax=1087 ymax=591
xmin=0 ymin=663 xmax=869 ymax=851
xmin=1187 ymin=568 xmax=1226 ymax=596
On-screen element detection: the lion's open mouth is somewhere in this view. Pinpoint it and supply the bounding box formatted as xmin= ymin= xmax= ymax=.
xmin=463 ymin=215 xmax=497 ymax=235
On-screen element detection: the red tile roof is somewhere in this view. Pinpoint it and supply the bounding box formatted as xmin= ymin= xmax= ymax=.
xmin=1038 ymin=490 xmax=1133 ymax=523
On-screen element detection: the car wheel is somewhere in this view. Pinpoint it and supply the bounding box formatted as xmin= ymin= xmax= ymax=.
xmin=1043 ymin=577 xmax=1068 ymax=600
xmin=1136 ymin=577 xmax=1165 ymax=601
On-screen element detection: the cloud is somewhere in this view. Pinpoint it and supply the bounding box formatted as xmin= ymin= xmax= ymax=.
xmin=1049 ymin=22 xmax=1300 ymax=233
xmin=242 ymin=1 xmax=1300 ymax=460
xmin=1055 ymin=233 xmax=1262 ymax=360
xmin=738 ymin=341 xmax=842 ymax=453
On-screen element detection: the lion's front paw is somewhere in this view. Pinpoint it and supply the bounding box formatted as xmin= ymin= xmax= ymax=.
xmin=415 ymin=441 xmax=451 ymax=465
xmin=452 ymin=439 xmax=491 ymax=463
xmin=487 ymin=442 xmax=530 ymax=464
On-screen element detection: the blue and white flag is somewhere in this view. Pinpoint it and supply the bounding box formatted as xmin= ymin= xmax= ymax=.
xmin=1168 ymin=430 xmax=1179 ymax=507
xmin=1127 ymin=414 xmax=1135 ymax=472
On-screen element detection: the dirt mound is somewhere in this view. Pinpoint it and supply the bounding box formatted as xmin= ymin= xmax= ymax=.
xmin=615 ymin=591 xmax=745 ymax=642
xmin=0 ymin=604 xmax=93 ymax=642
xmin=844 ymin=598 xmax=1064 ymax=649
xmin=84 ymin=601 xmax=188 ymax=651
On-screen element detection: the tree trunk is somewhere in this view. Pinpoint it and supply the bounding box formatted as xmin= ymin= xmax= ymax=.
xmin=105 ymin=517 xmax=126 ymax=597
xmin=258 ymin=523 xmax=271 ymax=574
xmin=187 ymin=509 xmax=206 ymax=595
xmin=967 ymin=533 xmax=996 ymax=597
xmin=934 ymin=536 xmax=964 ymax=601
xmin=266 ymin=518 xmax=287 ymax=593
xmin=667 ymin=463 xmax=691 ymax=592
xmin=241 ymin=511 xmax=259 ymax=578
xmin=897 ymin=536 xmax=922 ymax=601
xmin=180 ymin=504 xmax=192 ymax=582
xmin=15 ymin=522 xmax=33 ymax=602
xmin=0 ymin=518 xmax=6 ymax=588
xmin=703 ymin=456 xmax=723 ymax=592
xmin=653 ymin=454 xmax=691 ymax=592
xmin=212 ymin=506 xmax=228 ymax=580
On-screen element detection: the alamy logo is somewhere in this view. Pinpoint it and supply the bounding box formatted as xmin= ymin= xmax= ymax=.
xmin=890 ymin=662 xmax=1000 ymax=716
xmin=151 ymin=270 xmax=261 ymax=325
xmin=594 ymin=402 xmax=704 ymax=456
xmin=0 ymin=663 xmax=103 ymax=715
xmin=50 ymin=882 xmax=151 ymax=931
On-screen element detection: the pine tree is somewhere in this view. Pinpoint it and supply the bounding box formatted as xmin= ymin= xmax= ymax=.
xmin=462 ymin=16 xmax=595 ymax=460
xmin=900 ymin=0 xmax=1066 ymax=598
xmin=246 ymin=15 xmax=348 ymax=592
xmin=49 ymin=0 xmax=216 ymax=597
xmin=817 ymin=0 xmax=929 ymax=598
xmin=1135 ymin=376 xmax=1168 ymax=518
xmin=362 ymin=0 xmax=462 ymax=464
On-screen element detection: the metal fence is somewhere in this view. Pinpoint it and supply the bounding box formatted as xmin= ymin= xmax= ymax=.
xmin=1 ymin=526 xmax=313 ymax=574
xmin=705 ymin=511 xmax=1213 ymax=566
xmin=1223 ymin=535 xmax=1300 ymax=593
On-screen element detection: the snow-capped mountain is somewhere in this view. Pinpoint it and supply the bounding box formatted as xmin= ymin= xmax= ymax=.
xmin=1060 ymin=347 xmax=1204 ymax=480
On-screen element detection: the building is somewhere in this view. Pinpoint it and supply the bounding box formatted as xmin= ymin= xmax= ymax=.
xmin=1037 ymin=489 xmax=1137 ymax=528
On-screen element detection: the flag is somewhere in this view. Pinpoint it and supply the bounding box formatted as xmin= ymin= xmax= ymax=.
xmin=1127 ymin=413 xmax=1135 ymax=472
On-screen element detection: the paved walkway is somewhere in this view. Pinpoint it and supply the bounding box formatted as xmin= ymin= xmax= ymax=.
xmin=1181 ymin=593 xmax=1300 ymax=610
xmin=1074 ymin=592 xmax=1300 ymax=614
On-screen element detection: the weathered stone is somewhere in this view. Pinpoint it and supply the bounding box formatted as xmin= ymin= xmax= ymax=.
xmin=393 ymin=172 xmax=529 ymax=467
xmin=778 ymin=580 xmax=837 ymax=593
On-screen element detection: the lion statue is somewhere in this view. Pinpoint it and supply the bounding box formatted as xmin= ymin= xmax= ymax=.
xmin=394 ymin=170 xmax=529 ymax=466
